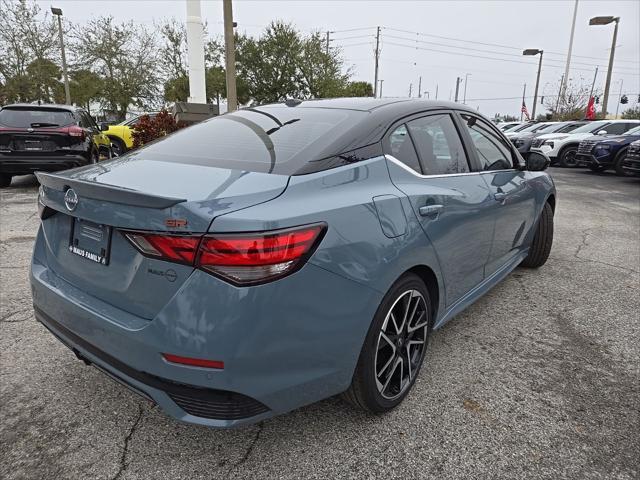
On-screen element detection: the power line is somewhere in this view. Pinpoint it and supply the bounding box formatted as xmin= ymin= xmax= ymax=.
xmin=383 ymin=26 xmax=640 ymax=65
xmin=383 ymin=40 xmax=640 ymax=76
xmin=329 ymin=26 xmax=377 ymax=34
xmin=330 ymin=34 xmax=375 ymax=41
xmin=382 ymin=33 xmax=639 ymax=72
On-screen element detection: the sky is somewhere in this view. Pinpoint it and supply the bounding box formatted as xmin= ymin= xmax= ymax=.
xmin=46 ymin=0 xmax=640 ymax=118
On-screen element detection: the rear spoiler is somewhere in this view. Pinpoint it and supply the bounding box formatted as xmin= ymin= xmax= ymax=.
xmin=36 ymin=171 xmax=186 ymax=209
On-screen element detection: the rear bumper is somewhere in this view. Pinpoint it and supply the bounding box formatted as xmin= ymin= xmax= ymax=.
xmin=30 ymin=227 xmax=382 ymax=427
xmin=0 ymin=154 xmax=88 ymax=174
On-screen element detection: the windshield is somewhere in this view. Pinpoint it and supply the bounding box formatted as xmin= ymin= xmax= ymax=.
xmin=556 ymin=122 xmax=585 ymax=133
xmin=0 ymin=107 xmax=76 ymax=128
xmin=570 ymin=121 xmax=610 ymax=134
xmin=624 ymin=125 xmax=640 ymax=135
xmin=517 ymin=123 xmax=548 ymax=133
xmin=504 ymin=123 xmax=530 ymax=133
xmin=129 ymin=106 xmax=367 ymax=175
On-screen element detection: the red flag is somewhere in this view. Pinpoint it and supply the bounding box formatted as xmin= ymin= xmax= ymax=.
xmin=521 ymin=101 xmax=530 ymax=120
xmin=586 ymin=96 xmax=596 ymax=120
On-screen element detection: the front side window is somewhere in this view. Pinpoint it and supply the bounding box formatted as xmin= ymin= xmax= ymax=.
xmin=407 ymin=114 xmax=469 ymax=175
xmin=387 ymin=124 xmax=422 ymax=173
xmin=461 ymin=114 xmax=514 ymax=171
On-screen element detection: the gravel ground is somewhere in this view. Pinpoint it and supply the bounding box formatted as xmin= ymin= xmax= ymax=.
xmin=1 ymin=169 xmax=638 ymax=480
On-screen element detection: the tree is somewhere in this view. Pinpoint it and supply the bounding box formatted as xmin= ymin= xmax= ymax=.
xmin=543 ymin=78 xmax=600 ymax=121
xmin=72 ymin=16 xmax=161 ymax=119
xmin=298 ymin=32 xmax=349 ymax=98
xmin=69 ymin=69 xmax=103 ymax=113
xmin=342 ymin=81 xmax=374 ymax=97
xmin=26 ymin=58 xmax=63 ymax=103
xmin=0 ymin=0 xmax=59 ymax=103
xmin=236 ymin=22 xmax=304 ymax=104
xmin=621 ymin=106 xmax=640 ymax=120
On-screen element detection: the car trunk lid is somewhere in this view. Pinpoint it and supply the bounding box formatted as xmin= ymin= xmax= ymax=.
xmin=36 ymin=158 xmax=289 ymax=319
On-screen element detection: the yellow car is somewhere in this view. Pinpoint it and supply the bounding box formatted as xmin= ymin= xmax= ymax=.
xmin=101 ymin=113 xmax=157 ymax=156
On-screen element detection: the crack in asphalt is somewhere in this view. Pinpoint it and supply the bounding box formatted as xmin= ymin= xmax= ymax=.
xmin=0 ymin=307 xmax=33 ymax=323
xmin=228 ymin=422 xmax=264 ymax=475
xmin=572 ymin=227 xmax=639 ymax=274
xmin=112 ymin=403 xmax=145 ymax=480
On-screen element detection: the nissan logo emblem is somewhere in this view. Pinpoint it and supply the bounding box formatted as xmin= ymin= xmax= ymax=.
xmin=64 ymin=188 xmax=78 ymax=211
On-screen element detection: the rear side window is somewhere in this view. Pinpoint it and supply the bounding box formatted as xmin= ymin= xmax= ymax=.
xmin=0 ymin=108 xmax=76 ymax=128
xmin=132 ymin=106 xmax=367 ymax=175
xmin=387 ymin=124 xmax=422 ymax=172
xmin=407 ymin=114 xmax=469 ymax=175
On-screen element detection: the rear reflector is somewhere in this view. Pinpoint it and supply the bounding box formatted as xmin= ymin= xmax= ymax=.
xmin=162 ymin=353 xmax=224 ymax=369
xmin=122 ymin=223 xmax=326 ymax=286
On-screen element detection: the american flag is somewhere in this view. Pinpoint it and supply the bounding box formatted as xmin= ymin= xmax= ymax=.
xmin=521 ymin=101 xmax=530 ymax=120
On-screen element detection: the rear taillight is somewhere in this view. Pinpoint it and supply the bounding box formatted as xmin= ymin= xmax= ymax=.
xmin=67 ymin=126 xmax=85 ymax=139
xmin=123 ymin=223 xmax=326 ymax=286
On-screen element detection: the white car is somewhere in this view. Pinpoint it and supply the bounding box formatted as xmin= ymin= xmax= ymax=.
xmin=531 ymin=120 xmax=640 ymax=167
xmin=505 ymin=122 xmax=557 ymax=138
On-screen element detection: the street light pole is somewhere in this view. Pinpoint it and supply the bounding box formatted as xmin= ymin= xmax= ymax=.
xmin=51 ymin=7 xmax=70 ymax=105
xmin=590 ymin=16 xmax=620 ymax=117
xmin=615 ymin=79 xmax=623 ymax=118
xmin=561 ymin=0 xmax=579 ymax=102
xmin=523 ymin=49 xmax=544 ymax=119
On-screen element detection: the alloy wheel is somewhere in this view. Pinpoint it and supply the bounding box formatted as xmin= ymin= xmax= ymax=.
xmin=374 ymin=289 xmax=428 ymax=400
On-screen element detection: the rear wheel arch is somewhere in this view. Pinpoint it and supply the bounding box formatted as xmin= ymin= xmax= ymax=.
xmin=405 ymin=265 xmax=440 ymax=321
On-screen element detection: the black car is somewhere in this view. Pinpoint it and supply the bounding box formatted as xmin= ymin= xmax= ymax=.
xmin=621 ymin=140 xmax=640 ymax=177
xmin=0 ymin=104 xmax=111 ymax=187
xmin=511 ymin=121 xmax=587 ymax=154
xmin=575 ymin=125 xmax=640 ymax=175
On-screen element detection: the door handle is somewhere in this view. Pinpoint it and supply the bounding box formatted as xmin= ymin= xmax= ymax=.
xmin=494 ymin=192 xmax=507 ymax=203
xmin=419 ymin=204 xmax=443 ymax=218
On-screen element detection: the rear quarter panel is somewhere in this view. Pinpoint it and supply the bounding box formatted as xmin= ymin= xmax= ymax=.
xmin=210 ymin=156 xmax=445 ymax=316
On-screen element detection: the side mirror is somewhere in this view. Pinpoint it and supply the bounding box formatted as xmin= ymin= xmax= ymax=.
xmin=597 ymin=130 xmax=607 ymax=135
xmin=99 ymin=122 xmax=109 ymax=131
xmin=524 ymin=151 xmax=550 ymax=172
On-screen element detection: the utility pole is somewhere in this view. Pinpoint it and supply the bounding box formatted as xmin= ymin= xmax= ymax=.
xmin=554 ymin=74 xmax=564 ymax=116
xmin=409 ymin=83 xmax=412 ymax=98
xmin=373 ymin=26 xmax=381 ymax=98
xmin=326 ymin=31 xmax=330 ymax=56
xmin=615 ymin=79 xmax=623 ymax=118
xmin=463 ymin=73 xmax=471 ymax=104
xmin=588 ymin=66 xmax=599 ymax=100
xmin=454 ymin=77 xmax=461 ymax=102
xmin=521 ymin=83 xmax=527 ymax=121
xmin=51 ymin=7 xmax=70 ymax=105
xmin=223 ymin=0 xmax=237 ymax=111
xmin=378 ymin=79 xmax=384 ymax=98
xmin=435 ymin=84 xmax=438 ymax=99
xmin=418 ymin=76 xmax=422 ymax=98
xmin=561 ymin=0 xmax=579 ymax=102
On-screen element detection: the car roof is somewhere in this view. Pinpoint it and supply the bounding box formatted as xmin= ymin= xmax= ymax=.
xmin=1 ymin=103 xmax=80 ymax=112
xmin=259 ymin=97 xmax=479 ymax=115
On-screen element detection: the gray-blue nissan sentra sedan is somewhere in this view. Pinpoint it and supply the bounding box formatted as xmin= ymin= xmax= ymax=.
xmin=31 ymin=98 xmax=555 ymax=427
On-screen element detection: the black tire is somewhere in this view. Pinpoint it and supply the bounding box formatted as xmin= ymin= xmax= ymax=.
xmin=109 ymin=137 xmax=126 ymax=157
xmin=588 ymin=164 xmax=607 ymax=172
xmin=89 ymin=148 xmax=99 ymax=164
xmin=613 ymin=148 xmax=629 ymax=176
xmin=521 ymin=202 xmax=554 ymax=268
xmin=0 ymin=173 xmax=12 ymax=188
xmin=559 ymin=145 xmax=578 ymax=167
xmin=342 ymin=273 xmax=433 ymax=413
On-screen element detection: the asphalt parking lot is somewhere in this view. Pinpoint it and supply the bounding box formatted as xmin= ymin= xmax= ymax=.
xmin=1 ymin=168 xmax=638 ymax=480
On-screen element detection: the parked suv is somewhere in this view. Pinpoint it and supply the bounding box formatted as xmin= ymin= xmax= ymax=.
xmin=0 ymin=104 xmax=111 ymax=187
xmin=621 ymin=140 xmax=640 ymax=176
xmin=513 ymin=121 xmax=586 ymax=154
xmin=531 ymin=120 xmax=640 ymax=167
xmin=575 ymin=125 xmax=640 ymax=175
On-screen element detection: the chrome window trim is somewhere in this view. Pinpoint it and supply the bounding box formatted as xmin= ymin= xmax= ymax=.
xmin=385 ymin=154 xmax=516 ymax=179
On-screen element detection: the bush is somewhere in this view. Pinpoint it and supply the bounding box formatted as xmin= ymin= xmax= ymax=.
xmin=131 ymin=109 xmax=187 ymax=149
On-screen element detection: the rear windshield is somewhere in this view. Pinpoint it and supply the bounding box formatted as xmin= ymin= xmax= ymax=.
xmin=0 ymin=107 xmax=76 ymax=128
xmin=132 ymin=106 xmax=366 ymax=175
